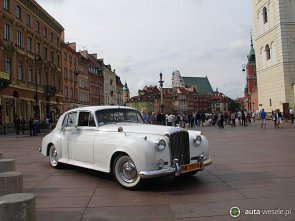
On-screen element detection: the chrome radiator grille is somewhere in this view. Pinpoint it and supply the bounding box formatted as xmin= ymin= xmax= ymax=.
xmin=169 ymin=131 xmax=190 ymax=165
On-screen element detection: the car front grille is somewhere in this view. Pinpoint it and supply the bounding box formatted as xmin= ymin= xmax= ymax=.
xmin=169 ymin=131 xmax=190 ymax=165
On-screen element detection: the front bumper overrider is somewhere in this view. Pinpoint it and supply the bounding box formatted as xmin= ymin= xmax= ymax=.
xmin=138 ymin=157 xmax=212 ymax=179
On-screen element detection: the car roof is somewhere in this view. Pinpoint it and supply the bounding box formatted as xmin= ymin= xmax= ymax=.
xmin=64 ymin=105 xmax=136 ymax=114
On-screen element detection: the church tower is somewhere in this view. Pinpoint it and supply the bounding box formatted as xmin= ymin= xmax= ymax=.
xmin=244 ymin=35 xmax=258 ymax=112
xmin=123 ymin=81 xmax=130 ymax=105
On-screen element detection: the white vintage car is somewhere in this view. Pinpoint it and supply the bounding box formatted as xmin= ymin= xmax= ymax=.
xmin=39 ymin=106 xmax=212 ymax=189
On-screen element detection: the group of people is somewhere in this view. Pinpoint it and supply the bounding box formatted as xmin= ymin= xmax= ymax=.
xmin=14 ymin=116 xmax=41 ymax=136
xmin=142 ymin=107 xmax=295 ymax=130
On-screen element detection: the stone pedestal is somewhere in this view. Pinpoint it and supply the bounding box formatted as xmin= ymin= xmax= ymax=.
xmin=0 ymin=172 xmax=23 ymax=196
xmin=0 ymin=193 xmax=35 ymax=221
xmin=0 ymin=158 xmax=15 ymax=172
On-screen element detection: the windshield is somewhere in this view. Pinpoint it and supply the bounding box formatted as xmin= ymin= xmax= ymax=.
xmin=95 ymin=108 xmax=144 ymax=125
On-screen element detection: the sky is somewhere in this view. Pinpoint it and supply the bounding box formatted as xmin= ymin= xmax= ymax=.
xmin=36 ymin=0 xmax=253 ymax=99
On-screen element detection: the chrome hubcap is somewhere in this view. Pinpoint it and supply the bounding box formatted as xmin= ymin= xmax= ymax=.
xmin=50 ymin=147 xmax=58 ymax=166
xmin=120 ymin=160 xmax=137 ymax=183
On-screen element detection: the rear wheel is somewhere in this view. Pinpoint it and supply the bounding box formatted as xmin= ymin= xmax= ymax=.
xmin=49 ymin=144 xmax=62 ymax=169
xmin=113 ymin=155 xmax=142 ymax=189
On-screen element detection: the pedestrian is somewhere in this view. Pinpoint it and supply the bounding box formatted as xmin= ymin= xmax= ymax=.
xmin=272 ymin=110 xmax=277 ymax=128
xmin=276 ymin=109 xmax=283 ymax=128
xmin=290 ymin=107 xmax=294 ymax=123
xmin=218 ymin=112 xmax=224 ymax=129
xmin=260 ymin=108 xmax=267 ymax=129
xmin=252 ymin=111 xmax=256 ymax=123
xmin=29 ymin=117 xmax=34 ymax=136
xmin=231 ymin=112 xmax=236 ymax=127
xmin=20 ymin=117 xmax=25 ymax=135
xmin=237 ymin=111 xmax=242 ymax=125
xmin=242 ymin=110 xmax=247 ymax=126
xmin=14 ymin=115 xmax=20 ymax=135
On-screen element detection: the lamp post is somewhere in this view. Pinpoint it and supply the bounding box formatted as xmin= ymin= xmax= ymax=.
xmin=158 ymin=72 xmax=164 ymax=113
xmin=34 ymin=55 xmax=41 ymax=117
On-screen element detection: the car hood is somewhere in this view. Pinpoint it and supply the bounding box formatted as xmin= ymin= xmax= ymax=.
xmin=98 ymin=123 xmax=192 ymax=136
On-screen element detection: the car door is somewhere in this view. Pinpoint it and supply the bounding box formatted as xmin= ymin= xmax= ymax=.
xmin=68 ymin=111 xmax=97 ymax=164
xmin=60 ymin=111 xmax=78 ymax=160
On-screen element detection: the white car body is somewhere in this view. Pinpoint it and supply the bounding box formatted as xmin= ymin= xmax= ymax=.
xmin=40 ymin=106 xmax=212 ymax=189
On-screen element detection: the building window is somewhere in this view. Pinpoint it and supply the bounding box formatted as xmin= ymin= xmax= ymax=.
xmin=57 ymin=54 xmax=60 ymax=66
xmin=16 ymin=5 xmax=22 ymax=20
xmin=17 ymin=31 xmax=22 ymax=47
xmin=36 ymin=20 xmax=40 ymax=33
xmin=45 ymin=72 xmax=48 ymax=86
xmin=56 ymin=37 xmax=60 ymax=47
xmin=37 ymin=69 xmax=41 ymax=85
xmin=27 ymin=14 xmax=32 ymax=27
xmin=265 ymin=44 xmax=271 ymax=60
xmin=58 ymin=76 xmax=61 ymax=92
xmin=263 ymin=7 xmax=268 ymax=24
xmin=64 ymin=68 xmax=68 ymax=79
xmin=269 ymin=99 xmax=272 ymax=106
xmin=4 ymin=23 xmax=11 ymax=40
xmin=65 ymin=86 xmax=68 ymax=97
xmin=4 ymin=0 xmax=10 ymax=11
xmin=64 ymin=52 xmax=67 ymax=62
xmin=27 ymin=36 xmax=32 ymax=52
xmin=44 ymin=27 xmax=47 ymax=38
xmin=50 ymin=32 xmax=53 ymax=43
xmin=36 ymin=42 xmax=41 ymax=55
xmin=51 ymin=74 xmax=55 ymax=86
xmin=51 ymin=51 xmax=54 ymax=64
xmin=44 ymin=47 xmax=48 ymax=60
xmin=17 ymin=62 xmax=24 ymax=80
xmin=28 ymin=65 xmax=33 ymax=83
xmin=5 ymin=57 xmax=12 ymax=74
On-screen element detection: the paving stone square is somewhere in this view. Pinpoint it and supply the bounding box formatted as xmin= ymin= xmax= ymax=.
xmin=0 ymin=122 xmax=294 ymax=221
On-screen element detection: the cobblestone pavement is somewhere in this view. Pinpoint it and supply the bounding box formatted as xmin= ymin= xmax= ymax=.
xmin=0 ymin=121 xmax=294 ymax=221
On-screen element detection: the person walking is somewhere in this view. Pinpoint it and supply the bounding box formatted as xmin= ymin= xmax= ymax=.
xmin=29 ymin=117 xmax=34 ymax=136
xmin=14 ymin=116 xmax=20 ymax=135
xmin=20 ymin=117 xmax=26 ymax=135
xmin=231 ymin=112 xmax=236 ymax=127
xmin=260 ymin=108 xmax=267 ymax=129
xmin=290 ymin=107 xmax=294 ymax=123
xmin=276 ymin=109 xmax=283 ymax=128
xmin=272 ymin=110 xmax=277 ymax=128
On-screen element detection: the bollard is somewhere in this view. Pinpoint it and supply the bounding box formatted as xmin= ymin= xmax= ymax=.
xmin=0 ymin=158 xmax=15 ymax=173
xmin=0 ymin=193 xmax=35 ymax=221
xmin=0 ymin=152 xmax=2 ymax=159
xmin=0 ymin=172 xmax=23 ymax=196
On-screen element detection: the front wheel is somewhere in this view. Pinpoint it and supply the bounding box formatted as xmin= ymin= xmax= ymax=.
xmin=49 ymin=144 xmax=62 ymax=169
xmin=113 ymin=155 xmax=142 ymax=189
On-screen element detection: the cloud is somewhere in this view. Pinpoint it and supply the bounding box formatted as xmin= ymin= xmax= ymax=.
xmin=37 ymin=0 xmax=64 ymax=4
xmin=228 ymin=38 xmax=249 ymax=58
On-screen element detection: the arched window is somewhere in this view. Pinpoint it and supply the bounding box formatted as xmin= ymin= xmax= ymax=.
xmin=263 ymin=7 xmax=268 ymax=23
xmin=265 ymin=44 xmax=271 ymax=60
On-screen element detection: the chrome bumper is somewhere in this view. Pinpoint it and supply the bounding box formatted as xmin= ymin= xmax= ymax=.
xmin=139 ymin=157 xmax=213 ymax=179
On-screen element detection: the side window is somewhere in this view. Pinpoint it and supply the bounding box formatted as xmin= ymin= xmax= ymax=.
xmin=78 ymin=112 xmax=90 ymax=126
xmin=67 ymin=112 xmax=77 ymax=127
xmin=78 ymin=112 xmax=96 ymax=127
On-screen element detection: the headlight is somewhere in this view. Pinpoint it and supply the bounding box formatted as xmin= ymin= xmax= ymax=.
xmin=193 ymin=135 xmax=202 ymax=146
xmin=155 ymin=139 xmax=166 ymax=151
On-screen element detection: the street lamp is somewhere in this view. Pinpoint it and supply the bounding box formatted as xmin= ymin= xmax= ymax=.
xmin=158 ymin=72 xmax=164 ymax=113
xmin=34 ymin=55 xmax=42 ymax=117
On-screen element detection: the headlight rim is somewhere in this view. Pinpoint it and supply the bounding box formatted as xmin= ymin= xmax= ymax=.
xmin=155 ymin=138 xmax=166 ymax=151
xmin=193 ymin=135 xmax=202 ymax=146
